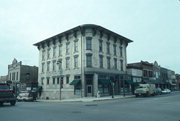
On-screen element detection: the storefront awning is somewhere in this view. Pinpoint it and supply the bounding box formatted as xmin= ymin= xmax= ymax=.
xmin=70 ymin=79 xmax=81 ymax=85
xmin=98 ymin=79 xmax=111 ymax=85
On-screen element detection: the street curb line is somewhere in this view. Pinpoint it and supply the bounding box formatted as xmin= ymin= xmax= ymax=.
xmin=37 ymin=96 xmax=135 ymax=103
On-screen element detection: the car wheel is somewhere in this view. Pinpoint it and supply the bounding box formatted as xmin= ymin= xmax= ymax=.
xmin=10 ymin=101 xmax=16 ymax=106
xmin=0 ymin=102 xmax=3 ymax=106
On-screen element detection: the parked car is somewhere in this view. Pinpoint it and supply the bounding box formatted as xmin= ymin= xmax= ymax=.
xmin=0 ymin=83 xmax=16 ymax=106
xmin=154 ymin=88 xmax=162 ymax=95
xmin=161 ymin=89 xmax=171 ymax=94
xmin=17 ymin=91 xmax=36 ymax=101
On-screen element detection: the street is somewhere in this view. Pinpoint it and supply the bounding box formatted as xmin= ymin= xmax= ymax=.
xmin=0 ymin=92 xmax=180 ymax=121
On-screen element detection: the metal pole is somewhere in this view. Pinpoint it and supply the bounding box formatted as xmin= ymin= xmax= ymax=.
xmin=123 ymin=75 xmax=125 ymax=97
xmin=112 ymin=82 xmax=114 ymax=98
xmin=60 ymin=79 xmax=61 ymax=100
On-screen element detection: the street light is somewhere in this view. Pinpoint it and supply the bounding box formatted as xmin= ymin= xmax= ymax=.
xmin=57 ymin=59 xmax=62 ymax=100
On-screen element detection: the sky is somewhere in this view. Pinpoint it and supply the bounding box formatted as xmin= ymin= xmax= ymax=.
xmin=0 ymin=0 xmax=180 ymax=76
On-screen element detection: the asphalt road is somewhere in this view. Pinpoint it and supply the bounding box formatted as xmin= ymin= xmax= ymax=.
xmin=0 ymin=91 xmax=180 ymax=121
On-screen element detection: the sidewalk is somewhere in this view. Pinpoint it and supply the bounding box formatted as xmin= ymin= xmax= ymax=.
xmin=37 ymin=95 xmax=135 ymax=103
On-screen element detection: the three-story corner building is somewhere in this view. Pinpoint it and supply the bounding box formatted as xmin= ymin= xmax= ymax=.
xmin=34 ymin=24 xmax=132 ymax=99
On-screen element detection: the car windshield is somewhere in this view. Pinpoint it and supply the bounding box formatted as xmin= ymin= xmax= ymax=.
xmin=0 ymin=85 xmax=10 ymax=89
xmin=19 ymin=92 xmax=29 ymax=97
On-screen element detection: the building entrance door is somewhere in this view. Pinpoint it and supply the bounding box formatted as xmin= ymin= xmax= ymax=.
xmin=87 ymin=85 xmax=92 ymax=96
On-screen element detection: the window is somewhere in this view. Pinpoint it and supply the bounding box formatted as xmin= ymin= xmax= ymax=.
xmin=41 ymin=78 xmax=44 ymax=85
xmin=107 ymin=57 xmax=110 ymax=69
xmin=53 ymin=47 xmax=56 ymax=57
xmin=114 ymin=58 xmax=117 ymax=69
xmin=57 ymin=59 xmax=62 ymax=70
xmin=120 ymin=46 xmax=123 ymax=57
xmin=66 ymin=57 xmax=70 ymax=69
xmin=47 ymin=78 xmax=50 ymax=85
xmin=74 ymin=40 xmax=78 ymax=52
xmin=66 ymin=76 xmax=69 ymax=84
xmin=60 ymin=77 xmax=63 ymax=88
xmin=42 ymin=63 xmax=45 ymax=73
xmin=16 ymin=72 xmax=18 ymax=80
xmin=86 ymin=37 xmax=92 ymax=50
xmin=66 ymin=42 xmax=70 ymax=54
xmin=113 ymin=44 xmax=116 ymax=56
xmin=120 ymin=60 xmax=123 ymax=71
xmin=99 ymin=39 xmax=103 ymax=52
xmin=53 ymin=78 xmax=55 ymax=85
xmin=53 ymin=60 xmax=56 ymax=71
xmin=99 ymin=55 xmax=103 ymax=68
xmin=106 ymin=42 xmax=110 ymax=54
xmin=59 ymin=45 xmax=62 ymax=56
xmin=86 ymin=54 xmax=92 ymax=67
xmin=57 ymin=77 xmax=60 ymax=84
xmin=47 ymin=48 xmax=50 ymax=59
xmin=47 ymin=61 xmax=50 ymax=72
xmin=74 ymin=56 xmax=78 ymax=68
xmin=42 ymin=50 xmax=45 ymax=61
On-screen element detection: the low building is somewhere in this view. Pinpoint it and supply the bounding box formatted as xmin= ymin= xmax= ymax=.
xmin=34 ymin=24 xmax=133 ymax=99
xmin=8 ymin=58 xmax=38 ymax=91
xmin=175 ymin=74 xmax=180 ymax=90
xmin=0 ymin=75 xmax=8 ymax=83
xmin=127 ymin=64 xmax=143 ymax=94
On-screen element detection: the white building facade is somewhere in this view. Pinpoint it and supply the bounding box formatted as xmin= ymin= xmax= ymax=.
xmin=34 ymin=24 xmax=132 ymax=99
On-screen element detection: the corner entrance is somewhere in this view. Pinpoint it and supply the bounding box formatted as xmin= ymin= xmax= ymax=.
xmin=85 ymin=74 xmax=93 ymax=97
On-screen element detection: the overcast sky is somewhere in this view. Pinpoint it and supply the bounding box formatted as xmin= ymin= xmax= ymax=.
xmin=0 ymin=0 xmax=180 ymax=76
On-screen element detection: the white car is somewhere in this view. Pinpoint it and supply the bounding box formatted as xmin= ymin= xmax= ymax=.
xmin=161 ymin=89 xmax=171 ymax=94
xmin=17 ymin=91 xmax=34 ymax=101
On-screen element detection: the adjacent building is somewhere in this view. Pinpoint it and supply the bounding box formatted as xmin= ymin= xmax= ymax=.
xmin=127 ymin=61 xmax=177 ymax=90
xmin=8 ymin=58 xmax=38 ymax=91
xmin=34 ymin=24 xmax=132 ymax=99
xmin=0 ymin=75 xmax=8 ymax=83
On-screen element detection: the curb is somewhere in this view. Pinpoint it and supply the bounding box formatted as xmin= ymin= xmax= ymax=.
xmin=37 ymin=95 xmax=135 ymax=103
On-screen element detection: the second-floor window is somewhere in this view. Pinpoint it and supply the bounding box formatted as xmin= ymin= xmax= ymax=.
xmin=99 ymin=55 xmax=103 ymax=68
xmin=66 ymin=57 xmax=70 ymax=69
xmin=74 ymin=56 xmax=78 ymax=68
xmin=42 ymin=63 xmax=45 ymax=73
xmin=86 ymin=37 xmax=92 ymax=50
xmin=86 ymin=54 xmax=92 ymax=67
xmin=53 ymin=78 xmax=55 ymax=85
xmin=47 ymin=77 xmax=50 ymax=85
xmin=107 ymin=57 xmax=110 ymax=69
xmin=53 ymin=60 xmax=56 ymax=71
xmin=47 ymin=61 xmax=50 ymax=72
xmin=114 ymin=58 xmax=117 ymax=69
xmin=120 ymin=60 xmax=123 ymax=71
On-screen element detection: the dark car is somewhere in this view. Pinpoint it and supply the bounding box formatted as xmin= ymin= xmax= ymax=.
xmin=0 ymin=83 xmax=16 ymax=106
xmin=154 ymin=88 xmax=162 ymax=95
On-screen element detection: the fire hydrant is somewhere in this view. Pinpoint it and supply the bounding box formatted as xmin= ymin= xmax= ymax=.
xmin=97 ymin=91 xmax=100 ymax=98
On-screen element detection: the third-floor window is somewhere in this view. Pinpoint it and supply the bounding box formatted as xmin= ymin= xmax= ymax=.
xmin=86 ymin=37 xmax=92 ymax=50
xmin=99 ymin=39 xmax=103 ymax=52
xmin=74 ymin=40 xmax=78 ymax=52
xmin=113 ymin=44 xmax=116 ymax=56
xmin=53 ymin=46 xmax=56 ymax=57
xmin=66 ymin=42 xmax=70 ymax=54
xmin=106 ymin=42 xmax=110 ymax=54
